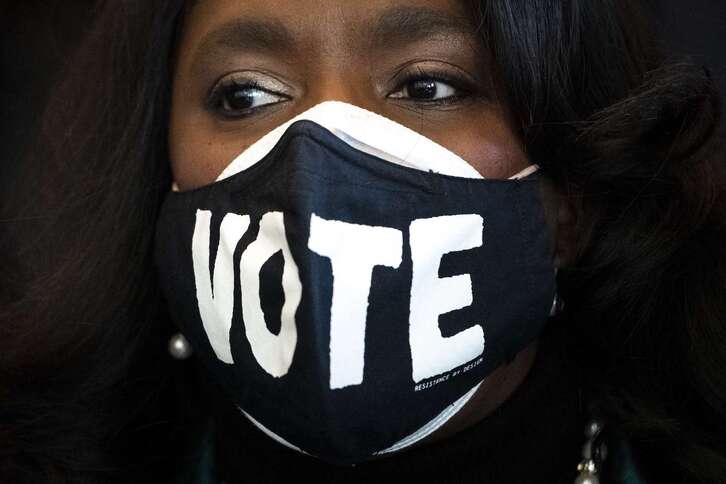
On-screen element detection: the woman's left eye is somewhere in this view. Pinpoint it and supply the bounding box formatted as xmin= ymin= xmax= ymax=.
xmin=387 ymin=71 xmax=471 ymax=105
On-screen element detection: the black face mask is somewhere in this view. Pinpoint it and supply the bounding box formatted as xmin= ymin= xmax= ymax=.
xmin=153 ymin=101 xmax=557 ymax=467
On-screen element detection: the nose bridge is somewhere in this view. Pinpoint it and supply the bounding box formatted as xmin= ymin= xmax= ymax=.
xmin=306 ymin=62 xmax=371 ymax=109
xmin=301 ymin=12 xmax=374 ymax=110
xmin=306 ymin=51 xmax=377 ymax=107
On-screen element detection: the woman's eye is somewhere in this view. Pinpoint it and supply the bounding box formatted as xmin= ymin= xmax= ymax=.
xmin=207 ymin=78 xmax=290 ymax=118
xmin=389 ymin=78 xmax=461 ymax=103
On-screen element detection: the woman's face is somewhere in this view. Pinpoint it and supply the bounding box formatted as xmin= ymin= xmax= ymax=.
xmin=169 ymin=0 xmax=531 ymax=189
xmin=169 ymin=0 xmax=565 ymax=452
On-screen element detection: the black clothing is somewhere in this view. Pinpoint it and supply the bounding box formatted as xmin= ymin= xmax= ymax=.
xmin=195 ymin=320 xmax=591 ymax=483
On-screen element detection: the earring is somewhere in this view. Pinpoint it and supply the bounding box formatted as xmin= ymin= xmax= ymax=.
xmin=550 ymin=291 xmax=560 ymax=316
xmin=575 ymin=419 xmax=607 ymax=484
xmin=550 ymin=267 xmax=562 ymax=316
xmin=168 ymin=332 xmax=193 ymax=360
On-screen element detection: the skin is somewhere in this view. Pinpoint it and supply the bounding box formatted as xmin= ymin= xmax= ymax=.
xmin=169 ymin=0 xmax=573 ymax=457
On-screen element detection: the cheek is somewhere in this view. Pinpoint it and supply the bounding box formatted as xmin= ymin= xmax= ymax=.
xmin=168 ymin=68 xmax=264 ymax=190
xmin=416 ymin=111 xmax=529 ymax=179
xmin=168 ymin=91 xmax=258 ymax=190
xmin=456 ymin=135 xmax=528 ymax=178
xmin=170 ymin=134 xmax=253 ymax=190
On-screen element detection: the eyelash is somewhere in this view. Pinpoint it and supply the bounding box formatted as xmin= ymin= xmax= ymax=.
xmin=205 ymin=78 xmax=289 ymax=119
xmin=205 ymin=68 xmax=475 ymax=119
xmin=389 ymin=68 xmax=473 ymax=107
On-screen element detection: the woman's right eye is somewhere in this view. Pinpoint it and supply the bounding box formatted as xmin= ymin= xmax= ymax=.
xmin=207 ymin=77 xmax=291 ymax=119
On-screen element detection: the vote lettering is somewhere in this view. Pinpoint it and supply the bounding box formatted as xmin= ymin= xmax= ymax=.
xmin=191 ymin=209 xmax=486 ymax=389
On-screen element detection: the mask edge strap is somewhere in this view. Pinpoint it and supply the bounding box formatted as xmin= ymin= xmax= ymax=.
xmin=508 ymin=164 xmax=540 ymax=180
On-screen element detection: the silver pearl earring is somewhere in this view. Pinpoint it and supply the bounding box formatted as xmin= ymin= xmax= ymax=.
xmin=550 ymin=291 xmax=560 ymax=316
xmin=575 ymin=420 xmax=607 ymax=484
xmin=168 ymin=332 xmax=193 ymax=360
xmin=550 ymin=268 xmax=562 ymax=317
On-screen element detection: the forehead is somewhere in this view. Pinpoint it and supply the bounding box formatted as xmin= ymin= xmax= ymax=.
xmin=179 ymin=0 xmax=478 ymax=56
xmin=186 ymin=0 xmax=473 ymax=27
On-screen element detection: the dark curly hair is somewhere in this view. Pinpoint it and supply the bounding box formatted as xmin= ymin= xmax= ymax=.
xmin=1 ymin=0 xmax=724 ymax=482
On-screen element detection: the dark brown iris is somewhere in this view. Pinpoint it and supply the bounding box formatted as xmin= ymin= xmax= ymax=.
xmin=407 ymin=79 xmax=437 ymax=99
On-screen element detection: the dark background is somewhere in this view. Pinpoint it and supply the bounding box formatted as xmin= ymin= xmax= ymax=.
xmin=1 ymin=1 xmax=724 ymax=191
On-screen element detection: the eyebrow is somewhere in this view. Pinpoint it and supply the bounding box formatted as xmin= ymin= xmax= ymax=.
xmin=368 ymin=6 xmax=475 ymax=49
xmin=196 ymin=18 xmax=296 ymax=58
xmin=191 ymin=6 xmax=475 ymax=69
